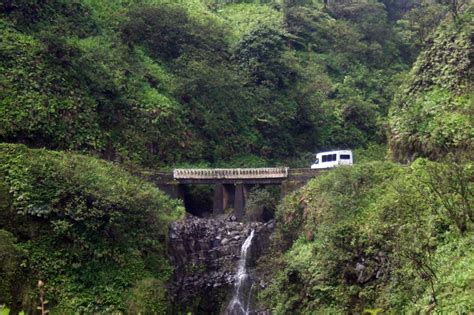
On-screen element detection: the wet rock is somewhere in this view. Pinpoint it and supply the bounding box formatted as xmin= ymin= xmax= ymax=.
xmin=168 ymin=215 xmax=274 ymax=312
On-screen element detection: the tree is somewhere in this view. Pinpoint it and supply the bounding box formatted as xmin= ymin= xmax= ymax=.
xmin=232 ymin=25 xmax=293 ymax=89
xmin=396 ymin=3 xmax=447 ymax=49
xmin=283 ymin=0 xmax=313 ymax=8
xmin=437 ymin=0 xmax=470 ymax=19
xmin=378 ymin=0 xmax=420 ymax=21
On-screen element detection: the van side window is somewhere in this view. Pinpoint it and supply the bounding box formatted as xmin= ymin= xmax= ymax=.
xmin=332 ymin=154 xmax=337 ymax=161
xmin=340 ymin=154 xmax=351 ymax=160
xmin=322 ymin=155 xmax=328 ymax=162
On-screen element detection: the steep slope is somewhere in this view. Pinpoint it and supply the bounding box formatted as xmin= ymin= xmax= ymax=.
xmin=1 ymin=0 xmax=419 ymax=167
xmin=258 ymin=160 xmax=473 ymax=313
xmin=0 ymin=3 xmax=195 ymax=166
xmin=389 ymin=12 xmax=473 ymax=162
xmin=0 ymin=143 xmax=183 ymax=313
xmin=257 ymin=10 xmax=473 ymax=314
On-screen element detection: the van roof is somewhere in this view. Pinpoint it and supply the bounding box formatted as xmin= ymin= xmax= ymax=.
xmin=316 ymin=150 xmax=352 ymax=156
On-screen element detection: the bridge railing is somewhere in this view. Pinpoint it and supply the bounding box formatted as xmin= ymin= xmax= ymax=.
xmin=173 ymin=167 xmax=289 ymax=179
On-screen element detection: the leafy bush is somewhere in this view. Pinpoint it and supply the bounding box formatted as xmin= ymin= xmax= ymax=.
xmin=0 ymin=22 xmax=103 ymax=152
xmin=0 ymin=0 xmax=97 ymax=37
xmin=216 ymin=3 xmax=283 ymax=43
xmin=0 ymin=229 xmax=28 ymax=314
xmin=390 ymin=88 xmax=473 ymax=162
xmin=353 ymin=143 xmax=387 ymax=163
xmin=233 ymin=25 xmax=292 ymax=88
xmin=245 ymin=186 xmax=279 ymax=222
xmin=126 ymin=278 xmax=169 ymax=314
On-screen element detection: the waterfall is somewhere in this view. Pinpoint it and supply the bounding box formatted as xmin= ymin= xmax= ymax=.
xmin=226 ymin=229 xmax=255 ymax=315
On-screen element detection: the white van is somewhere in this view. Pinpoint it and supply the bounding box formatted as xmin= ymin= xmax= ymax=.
xmin=311 ymin=150 xmax=353 ymax=169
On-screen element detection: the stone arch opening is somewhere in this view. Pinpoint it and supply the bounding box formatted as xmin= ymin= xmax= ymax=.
xmin=181 ymin=184 xmax=214 ymax=218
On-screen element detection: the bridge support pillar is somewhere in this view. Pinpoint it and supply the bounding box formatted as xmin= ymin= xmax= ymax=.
xmin=213 ymin=183 xmax=250 ymax=219
xmin=234 ymin=184 xmax=249 ymax=220
xmin=213 ymin=184 xmax=234 ymax=214
xmin=213 ymin=184 xmax=224 ymax=214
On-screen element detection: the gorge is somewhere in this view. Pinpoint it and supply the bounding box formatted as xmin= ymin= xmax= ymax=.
xmin=0 ymin=0 xmax=472 ymax=314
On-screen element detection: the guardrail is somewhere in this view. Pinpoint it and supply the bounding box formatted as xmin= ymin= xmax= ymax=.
xmin=173 ymin=167 xmax=289 ymax=179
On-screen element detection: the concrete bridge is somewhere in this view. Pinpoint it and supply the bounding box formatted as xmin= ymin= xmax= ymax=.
xmin=143 ymin=168 xmax=324 ymax=219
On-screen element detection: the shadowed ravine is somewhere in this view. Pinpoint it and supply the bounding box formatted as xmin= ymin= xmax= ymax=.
xmin=226 ymin=229 xmax=255 ymax=315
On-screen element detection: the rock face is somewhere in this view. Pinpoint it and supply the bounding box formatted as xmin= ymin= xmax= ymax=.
xmin=168 ymin=215 xmax=274 ymax=314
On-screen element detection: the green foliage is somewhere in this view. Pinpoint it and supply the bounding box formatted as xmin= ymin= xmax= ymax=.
xmin=0 ymin=21 xmax=103 ymax=151
xmin=412 ymin=158 xmax=473 ymax=234
xmin=233 ymin=25 xmax=292 ymax=88
xmin=260 ymin=159 xmax=474 ymax=313
xmin=0 ymin=230 xmax=28 ymax=313
xmin=121 ymin=4 xmax=228 ymax=61
xmin=427 ymin=232 xmax=474 ymax=313
xmin=0 ymin=0 xmax=97 ymax=37
xmin=245 ymin=186 xmax=279 ymax=222
xmin=0 ymin=143 xmax=184 ymax=312
xmin=389 ymin=12 xmax=473 ymax=162
xmin=125 ymin=278 xmax=169 ymax=314
xmin=172 ymin=59 xmax=259 ymax=162
xmin=1 ymin=0 xmax=428 ymax=167
xmin=390 ymin=88 xmax=473 ymax=162
xmin=0 ymin=307 xmax=25 ymax=315
xmin=0 ymin=16 xmax=195 ymax=166
xmin=284 ymin=6 xmax=339 ymax=52
xmin=328 ymin=2 xmax=391 ymax=46
xmin=353 ymin=143 xmax=387 ymax=163
xmin=394 ymin=3 xmax=448 ymax=50
xmin=216 ymin=3 xmax=283 ymax=43
xmin=406 ymin=14 xmax=472 ymax=95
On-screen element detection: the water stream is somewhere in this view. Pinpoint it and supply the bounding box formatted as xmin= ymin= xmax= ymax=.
xmin=226 ymin=229 xmax=255 ymax=315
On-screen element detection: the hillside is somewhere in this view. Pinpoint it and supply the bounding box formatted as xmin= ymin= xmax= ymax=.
xmin=259 ymin=160 xmax=473 ymax=313
xmin=256 ymin=10 xmax=473 ymax=314
xmin=389 ymin=12 xmax=473 ymax=162
xmin=1 ymin=0 xmax=422 ymax=167
xmin=0 ymin=143 xmax=183 ymax=312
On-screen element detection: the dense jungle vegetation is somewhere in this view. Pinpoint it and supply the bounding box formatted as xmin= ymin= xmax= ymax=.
xmin=1 ymin=0 xmax=438 ymax=167
xmin=0 ymin=0 xmax=472 ymax=313
xmin=261 ymin=159 xmax=473 ymax=313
